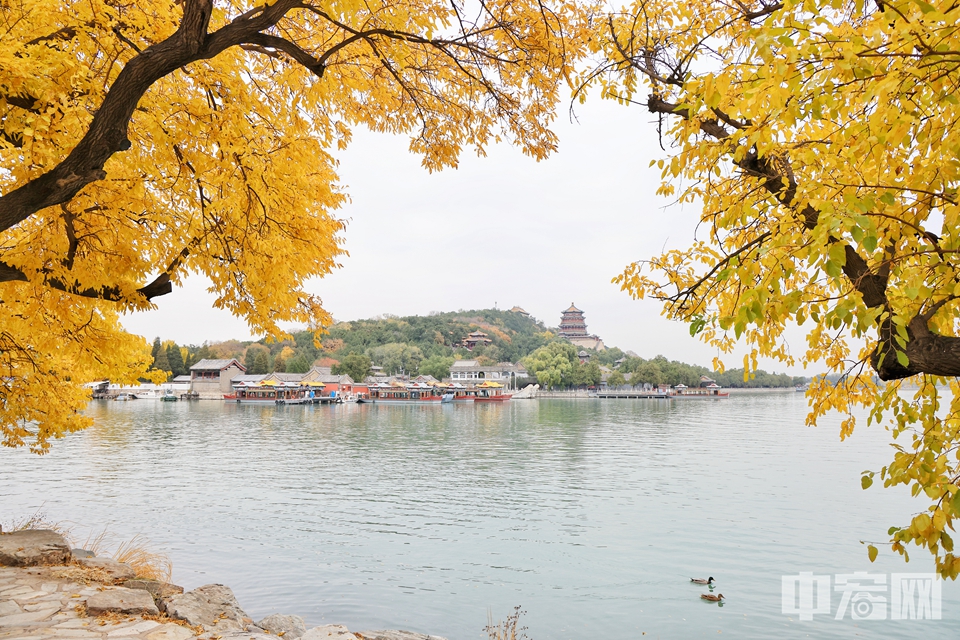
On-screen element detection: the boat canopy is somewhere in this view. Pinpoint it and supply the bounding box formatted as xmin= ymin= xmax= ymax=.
xmin=477 ymin=381 xmax=503 ymax=388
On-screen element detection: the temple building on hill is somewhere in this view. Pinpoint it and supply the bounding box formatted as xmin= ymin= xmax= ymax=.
xmin=558 ymin=303 xmax=605 ymax=351
xmin=459 ymin=330 xmax=492 ymax=351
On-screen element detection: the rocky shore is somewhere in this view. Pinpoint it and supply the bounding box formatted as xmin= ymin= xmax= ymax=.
xmin=0 ymin=530 xmax=445 ymax=640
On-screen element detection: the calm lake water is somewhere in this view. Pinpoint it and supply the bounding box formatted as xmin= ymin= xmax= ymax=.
xmin=3 ymin=394 xmax=959 ymax=638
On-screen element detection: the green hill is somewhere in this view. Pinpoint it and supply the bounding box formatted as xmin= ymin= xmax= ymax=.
xmin=156 ymin=307 xmax=805 ymax=387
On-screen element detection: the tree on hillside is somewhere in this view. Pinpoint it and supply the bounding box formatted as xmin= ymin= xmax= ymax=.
xmin=286 ymin=353 xmax=312 ymax=374
xmin=244 ymin=344 xmax=270 ymax=375
xmin=152 ymin=345 xmax=172 ymax=379
xmin=332 ymin=353 xmax=372 ymax=382
xmin=522 ymin=342 xmax=578 ymax=389
xmin=631 ymin=361 xmax=663 ymax=387
xmin=607 ymin=371 xmax=626 ymax=388
xmin=367 ymin=343 xmax=423 ymax=376
xmin=0 ymin=0 xmax=592 ymax=451
xmin=252 ymin=350 xmax=270 ymax=376
xmin=589 ymin=0 xmax=960 ymax=574
xmin=273 ymin=346 xmax=296 ymax=373
xmin=150 ymin=338 xmax=163 ymax=365
xmin=420 ymin=355 xmax=454 ymax=381
xmin=166 ymin=344 xmax=187 ymax=378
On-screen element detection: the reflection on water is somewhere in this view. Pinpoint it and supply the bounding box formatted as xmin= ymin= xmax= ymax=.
xmin=2 ymin=395 xmax=958 ymax=639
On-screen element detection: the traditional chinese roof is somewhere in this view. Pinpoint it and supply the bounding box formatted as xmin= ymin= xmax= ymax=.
xmin=232 ymin=374 xmax=266 ymax=384
xmin=564 ymin=303 xmax=582 ymax=313
xmin=451 ymin=360 xmax=479 ymax=368
xmin=190 ymin=358 xmax=246 ymax=371
xmin=263 ymin=372 xmax=305 ymax=383
xmin=313 ymin=374 xmax=354 ymax=384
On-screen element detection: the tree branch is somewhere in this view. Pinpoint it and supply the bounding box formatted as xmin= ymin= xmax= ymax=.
xmin=646 ymin=94 xmax=960 ymax=380
xmin=0 ymin=0 xmax=304 ymax=234
xmin=241 ymin=33 xmax=325 ymax=77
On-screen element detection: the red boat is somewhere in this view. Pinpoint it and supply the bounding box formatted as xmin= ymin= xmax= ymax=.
xmin=367 ymin=382 xmax=445 ymax=404
xmin=473 ymin=381 xmax=512 ymax=402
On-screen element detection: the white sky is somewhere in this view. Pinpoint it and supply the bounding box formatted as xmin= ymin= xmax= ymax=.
xmin=121 ymin=98 xmax=808 ymax=374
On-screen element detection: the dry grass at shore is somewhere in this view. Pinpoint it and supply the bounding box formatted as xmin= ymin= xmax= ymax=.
xmin=5 ymin=509 xmax=172 ymax=583
xmin=50 ymin=563 xmax=115 ymax=585
xmin=485 ymin=606 xmax=530 ymax=640
xmin=2 ymin=508 xmax=74 ymax=539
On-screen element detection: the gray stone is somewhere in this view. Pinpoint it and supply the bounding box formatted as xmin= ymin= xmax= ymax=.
xmin=0 ymin=605 xmax=60 ymax=626
xmin=216 ymin=633 xmax=274 ymax=640
xmin=0 ymin=530 xmax=71 ymax=567
xmin=70 ymin=549 xmax=95 ymax=559
xmin=77 ymin=557 xmax=136 ymax=582
xmin=106 ymin=620 xmax=161 ymax=636
xmin=145 ymin=624 xmax=196 ymax=640
xmin=302 ymin=626 xmax=357 ymax=640
xmin=355 ymin=632 xmax=448 ymax=640
xmin=123 ymin=579 xmax=184 ymax=599
xmin=161 ymin=583 xmax=246 ymax=632
xmin=86 ymin=587 xmax=159 ymax=616
xmin=0 ymin=600 xmax=20 ymax=616
xmin=257 ymin=613 xmax=307 ymax=638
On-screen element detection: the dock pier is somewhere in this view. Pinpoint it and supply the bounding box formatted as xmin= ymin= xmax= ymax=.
xmin=595 ymin=391 xmax=671 ymax=399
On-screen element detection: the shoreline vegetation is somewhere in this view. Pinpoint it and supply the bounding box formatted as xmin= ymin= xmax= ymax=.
xmin=145 ymin=308 xmax=806 ymax=390
xmin=0 ymin=524 xmax=451 ymax=640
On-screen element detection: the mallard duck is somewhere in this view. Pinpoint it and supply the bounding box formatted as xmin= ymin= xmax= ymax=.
xmin=690 ymin=577 xmax=714 ymax=585
xmin=700 ymin=593 xmax=724 ymax=602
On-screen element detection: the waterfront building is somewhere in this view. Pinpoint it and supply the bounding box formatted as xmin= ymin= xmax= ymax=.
xmin=557 ymin=303 xmax=606 ymax=351
xmin=190 ymin=358 xmax=246 ymax=398
xmin=447 ymin=360 xmax=526 ymax=387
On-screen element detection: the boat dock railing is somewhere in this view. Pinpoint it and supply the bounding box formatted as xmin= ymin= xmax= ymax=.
xmin=595 ymin=391 xmax=671 ymax=399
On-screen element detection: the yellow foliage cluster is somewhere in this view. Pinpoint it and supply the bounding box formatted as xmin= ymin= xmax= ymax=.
xmin=588 ymin=0 xmax=960 ymax=573
xmin=1 ymin=0 xmax=594 ymax=450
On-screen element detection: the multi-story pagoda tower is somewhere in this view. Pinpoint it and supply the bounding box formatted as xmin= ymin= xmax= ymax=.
xmin=557 ymin=303 xmax=605 ymax=350
xmin=558 ymin=303 xmax=588 ymax=338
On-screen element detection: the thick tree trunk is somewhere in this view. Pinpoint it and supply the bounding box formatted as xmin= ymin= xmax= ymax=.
xmin=871 ymin=321 xmax=960 ymax=380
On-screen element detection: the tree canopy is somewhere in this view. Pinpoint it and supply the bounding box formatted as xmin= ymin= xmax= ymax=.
xmin=0 ymin=0 xmax=590 ymax=451
xmin=332 ymin=353 xmax=372 ymax=382
xmin=588 ymin=0 xmax=960 ymax=575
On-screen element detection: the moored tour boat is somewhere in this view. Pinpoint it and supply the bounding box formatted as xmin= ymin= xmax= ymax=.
xmin=670 ymin=383 xmax=729 ymax=399
xmin=368 ymin=382 xmax=445 ymax=404
xmin=234 ymin=380 xmax=312 ymax=405
xmin=473 ymin=381 xmax=512 ymax=402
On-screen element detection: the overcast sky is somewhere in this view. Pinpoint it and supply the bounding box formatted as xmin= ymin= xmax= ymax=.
xmin=121 ymin=97 xmax=808 ymax=374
